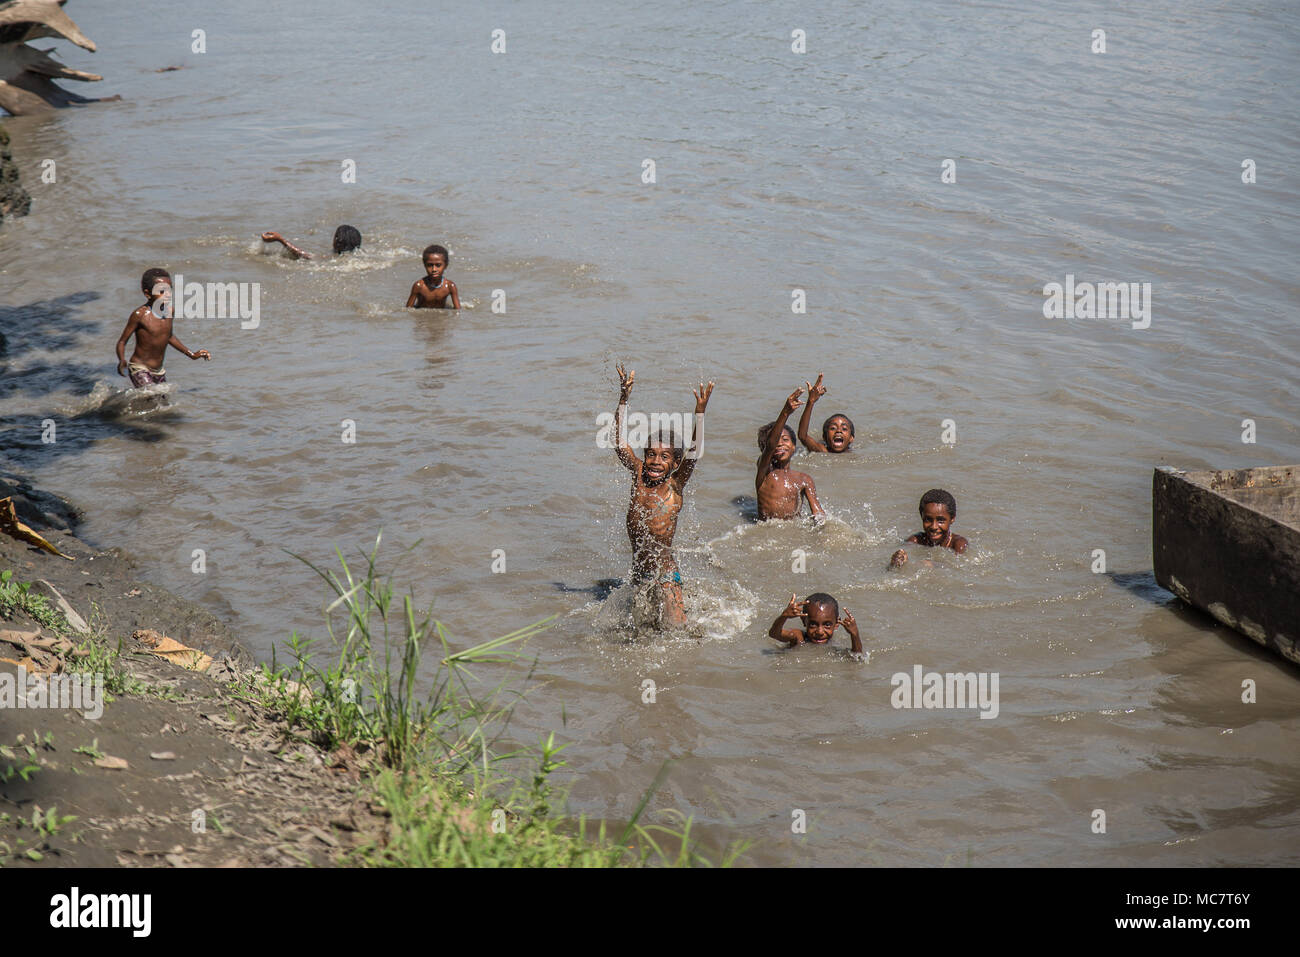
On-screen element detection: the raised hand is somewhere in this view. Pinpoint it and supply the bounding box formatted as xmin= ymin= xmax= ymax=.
xmin=782 ymin=592 xmax=806 ymax=619
xmin=839 ymin=608 xmax=858 ymax=636
xmin=191 ymin=349 xmax=211 ymax=361
xmin=261 ymin=231 xmax=280 ymax=242
xmin=617 ymin=363 xmax=635 ymax=399
xmin=782 ymin=387 xmax=803 ymax=416
xmin=692 ymin=380 xmax=714 ymax=413
xmin=805 ymin=373 xmax=826 ymax=402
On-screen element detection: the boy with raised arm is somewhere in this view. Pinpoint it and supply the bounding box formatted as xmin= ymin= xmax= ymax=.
xmin=798 ymin=373 xmax=856 ymax=453
xmin=612 ymin=363 xmax=713 ymax=630
xmin=115 ymin=268 xmax=211 ymax=387
xmin=767 ymin=592 xmax=862 ymax=655
xmin=756 ymin=387 xmax=825 ymax=521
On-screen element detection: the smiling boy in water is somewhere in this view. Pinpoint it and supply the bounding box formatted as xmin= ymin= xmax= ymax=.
xmin=756 ymin=386 xmax=825 ymax=522
xmin=797 ymin=373 xmax=855 ymax=453
xmin=406 ymin=244 xmax=460 ymax=309
xmin=890 ymin=488 xmax=968 ymax=567
xmin=767 ymin=592 xmax=862 ymax=655
xmin=612 ymin=363 xmax=713 ymax=629
xmin=114 ymin=268 xmax=211 ymax=387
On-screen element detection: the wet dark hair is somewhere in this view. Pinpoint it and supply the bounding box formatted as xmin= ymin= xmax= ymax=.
xmin=333 ymin=225 xmax=362 ymax=254
xmin=757 ymin=422 xmax=796 ymax=450
xmin=141 ymin=268 xmax=171 ymax=295
xmin=804 ymin=592 xmax=839 ymax=619
xmin=919 ymin=488 xmax=957 ymax=520
xmin=821 ymin=413 xmax=856 ymax=444
xmin=422 ymin=244 xmax=450 ymax=265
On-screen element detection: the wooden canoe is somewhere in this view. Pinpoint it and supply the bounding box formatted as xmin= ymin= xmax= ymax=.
xmin=1152 ymin=465 xmax=1299 ymax=665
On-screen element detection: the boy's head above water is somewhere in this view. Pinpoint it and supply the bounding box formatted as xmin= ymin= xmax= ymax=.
xmin=758 ymin=422 xmax=797 ymax=464
xmin=640 ymin=427 xmax=684 ymax=485
xmin=332 ymin=224 xmax=362 ymax=255
xmin=802 ymin=592 xmax=839 ymax=642
xmin=141 ymin=267 xmax=171 ymax=300
xmin=918 ymin=488 xmax=957 ymax=543
xmin=422 ymin=243 xmax=450 ymax=279
xmin=822 ymin=414 xmax=855 ymax=452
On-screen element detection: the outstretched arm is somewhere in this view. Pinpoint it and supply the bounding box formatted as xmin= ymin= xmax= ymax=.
xmin=768 ymin=593 xmax=806 ymax=646
xmin=613 ymin=363 xmax=640 ymax=472
xmin=757 ymin=387 xmax=803 ymax=481
xmin=672 ymin=380 xmax=713 ymax=489
xmin=261 ymin=231 xmax=313 ymax=260
xmin=797 ymin=374 xmax=828 ymax=452
xmin=167 ymin=334 xmax=211 ymax=361
xmin=115 ymin=311 xmax=140 ymax=376
xmin=839 ymin=608 xmax=863 ymax=655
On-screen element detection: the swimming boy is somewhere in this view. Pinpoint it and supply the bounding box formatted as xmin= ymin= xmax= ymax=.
xmin=612 ymin=363 xmax=713 ymax=629
xmin=890 ymin=488 xmax=968 ymax=567
xmin=797 ymin=373 xmax=855 ymax=453
xmin=260 ymin=224 xmax=362 ymax=260
xmin=115 ymin=268 xmax=211 ymax=387
xmin=406 ymin=244 xmax=460 ymax=309
xmin=756 ymin=387 xmax=826 ymax=522
xmin=767 ymin=592 xmax=861 ymax=654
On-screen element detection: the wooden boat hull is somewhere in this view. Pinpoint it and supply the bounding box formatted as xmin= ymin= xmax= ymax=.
xmin=1152 ymin=465 xmax=1300 ymax=665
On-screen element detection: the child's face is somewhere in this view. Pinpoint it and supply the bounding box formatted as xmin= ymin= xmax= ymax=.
xmin=423 ymin=253 xmax=447 ymax=281
xmin=824 ymin=416 xmax=854 ymax=452
xmin=772 ymin=428 xmax=795 ymax=465
xmin=642 ymin=444 xmax=678 ymax=484
xmin=920 ymin=503 xmax=954 ymax=543
xmin=802 ymin=601 xmax=837 ymax=642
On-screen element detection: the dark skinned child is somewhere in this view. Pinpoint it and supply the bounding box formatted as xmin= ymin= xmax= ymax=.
xmin=613 ymin=363 xmax=713 ymax=629
xmin=115 ymin=268 xmax=211 ymax=387
xmin=756 ymin=386 xmax=825 ymax=522
xmin=768 ymin=592 xmax=862 ymax=655
xmin=260 ymin=224 xmax=362 ymax=260
xmin=406 ymin=244 xmax=461 ymax=309
xmin=797 ymin=373 xmax=855 ymax=453
xmin=890 ymin=488 xmax=969 ymax=567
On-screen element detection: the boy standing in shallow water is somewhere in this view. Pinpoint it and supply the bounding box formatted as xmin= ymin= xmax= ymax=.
xmin=767 ymin=592 xmax=862 ymax=655
xmin=115 ymin=268 xmax=211 ymax=387
xmin=756 ymin=387 xmax=825 ymax=522
xmin=406 ymin=244 xmax=460 ymax=309
xmin=890 ymin=488 xmax=968 ymax=567
xmin=612 ymin=363 xmax=713 ymax=629
xmin=797 ymin=373 xmax=855 ymax=454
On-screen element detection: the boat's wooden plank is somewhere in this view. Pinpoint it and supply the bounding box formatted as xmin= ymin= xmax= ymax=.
xmin=1153 ymin=466 xmax=1300 ymax=665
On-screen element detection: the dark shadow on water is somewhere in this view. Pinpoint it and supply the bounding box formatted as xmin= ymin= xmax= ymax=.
xmin=1106 ymin=570 xmax=1175 ymax=606
xmin=552 ymin=578 xmax=622 ymax=601
xmin=730 ymin=495 xmax=759 ymax=522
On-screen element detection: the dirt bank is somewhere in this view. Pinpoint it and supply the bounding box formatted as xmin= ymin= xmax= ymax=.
xmin=0 ymin=469 xmax=386 ymax=866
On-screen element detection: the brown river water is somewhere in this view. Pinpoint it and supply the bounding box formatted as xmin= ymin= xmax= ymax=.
xmin=2 ymin=1 xmax=1298 ymax=865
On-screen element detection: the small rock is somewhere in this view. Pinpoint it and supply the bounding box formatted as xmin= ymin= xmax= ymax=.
xmin=150 ymin=751 xmax=177 ymax=761
xmin=94 ymin=756 xmax=129 ymax=770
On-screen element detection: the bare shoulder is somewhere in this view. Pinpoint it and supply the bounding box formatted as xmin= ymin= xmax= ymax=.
xmin=951 ymin=534 xmax=970 ymax=553
xmin=793 ymin=469 xmax=817 ymax=487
